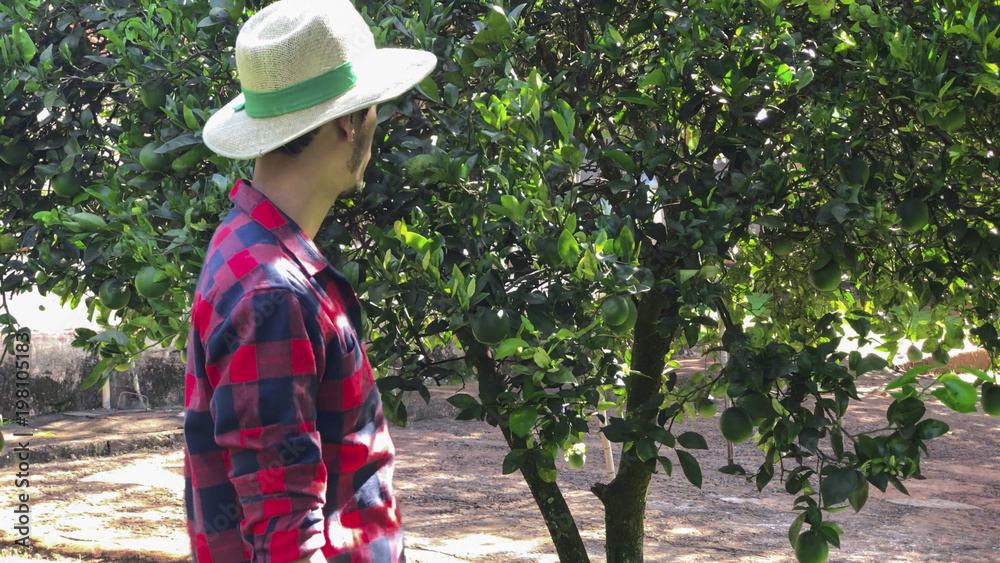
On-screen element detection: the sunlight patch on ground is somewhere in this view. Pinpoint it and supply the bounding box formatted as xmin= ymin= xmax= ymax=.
xmin=883 ymin=497 xmax=981 ymax=510
xmin=406 ymin=532 xmax=558 ymax=562
xmin=669 ymin=527 xmax=703 ymax=535
xmin=80 ymin=461 xmax=185 ymax=492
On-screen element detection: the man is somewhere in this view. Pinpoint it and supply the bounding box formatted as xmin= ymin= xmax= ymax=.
xmin=183 ymin=1 xmax=436 ymax=561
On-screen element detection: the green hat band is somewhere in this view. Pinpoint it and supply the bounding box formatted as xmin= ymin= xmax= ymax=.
xmin=235 ymin=62 xmax=356 ymax=118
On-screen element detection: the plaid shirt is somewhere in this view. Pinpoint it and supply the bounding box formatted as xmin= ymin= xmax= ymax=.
xmin=184 ymin=179 xmax=403 ymax=563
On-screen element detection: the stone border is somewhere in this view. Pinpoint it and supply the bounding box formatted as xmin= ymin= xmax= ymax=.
xmin=0 ymin=430 xmax=183 ymax=468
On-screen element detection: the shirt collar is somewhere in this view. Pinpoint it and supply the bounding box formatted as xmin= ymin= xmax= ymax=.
xmin=228 ymin=178 xmax=330 ymax=278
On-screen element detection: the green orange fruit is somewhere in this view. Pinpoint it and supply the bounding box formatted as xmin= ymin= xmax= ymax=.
xmin=982 ymin=382 xmax=1000 ymax=417
xmin=139 ymin=143 xmax=169 ymax=171
xmin=0 ymin=234 xmax=18 ymax=254
xmin=565 ymin=443 xmax=586 ymax=469
xmin=772 ymin=238 xmax=794 ymax=256
xmin=612 ymin=297 xmax=638 ymax=334
xmin=471 ymin=308 xmax=510 ymax=346
xmin=736 ymin=393 xmax=777 ymax=424
xmin=898 ymin=198 xmax=929 ymax=234
xmin=98 ymin=279 xmax=131 ymax=310
xmin=567 ymin=451 xmax=585 ymax=469
xmin=696 ymin=397 xmax=718 ymax=418
xmin=719 ymin=407 xmax=754 ymax=443
xmin=601 ymin=295 xmax=630 ymax=327
xmin=808 ymin=258 xmax=842 ymax=292
xmin=139 ymin=80 xmax=169 ymax=110
xmin=51 ymin=171 xmax=82 ymax=198
xmin=906 ymin=345 xmax=923 ymax=363
xmin=937 ymin=107 xmax=966 ymax=132
xmin=0 ymin=141 xmax=29 ymax=166
xmin=794 ymin=530 xmax=829 ymax=563
xmin=135 ymin=266 xmax=170 ymax=299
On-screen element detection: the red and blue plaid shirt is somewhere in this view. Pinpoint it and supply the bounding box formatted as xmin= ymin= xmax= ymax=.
xmin=184 ymin=179 xmax=403 ymax=562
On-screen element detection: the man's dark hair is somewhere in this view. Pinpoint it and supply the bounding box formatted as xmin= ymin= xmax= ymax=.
xmin=275 ymin=107 xmax=370 ymax=155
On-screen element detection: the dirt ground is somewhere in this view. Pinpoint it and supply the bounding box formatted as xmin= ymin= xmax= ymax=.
xmin=2 ymin=364 xmax=999 ymax=562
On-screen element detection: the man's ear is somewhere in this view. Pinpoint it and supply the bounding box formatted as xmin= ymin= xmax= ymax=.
xmin=333 ymin=113 xmax=355 ymax=141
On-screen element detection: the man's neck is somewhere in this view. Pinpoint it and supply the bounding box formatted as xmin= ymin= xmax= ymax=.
xmin=249 ymin=164 xmax=334 ymax=241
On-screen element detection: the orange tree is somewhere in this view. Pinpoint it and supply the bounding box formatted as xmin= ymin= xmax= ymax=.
xmin=3 ymin=1 xmax=1000 ymax=562
xmin=0 ymin=0 xmax=253 ymax=380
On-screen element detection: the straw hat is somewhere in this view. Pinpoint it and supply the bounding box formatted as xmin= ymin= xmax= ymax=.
xmin=203 ymin=0 xmax=437 ymax=159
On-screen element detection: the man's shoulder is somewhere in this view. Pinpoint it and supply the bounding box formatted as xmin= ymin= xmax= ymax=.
xmin=197 ymin=218 xmax=316 ymax=314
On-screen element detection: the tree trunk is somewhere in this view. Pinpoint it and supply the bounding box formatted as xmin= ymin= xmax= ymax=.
xmin=594 ymin=291 xmax=675 ymax=562
xmin=508 ymin=429 xmax=591 ymax=562
xmin=597 ymin=450 xmax=652 ymax=563
xmin=457 ymin=328 xmax=591 ymax=563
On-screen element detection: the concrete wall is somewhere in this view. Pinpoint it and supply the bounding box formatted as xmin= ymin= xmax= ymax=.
xmin=0 ymin=331 xmax=185 ymax=419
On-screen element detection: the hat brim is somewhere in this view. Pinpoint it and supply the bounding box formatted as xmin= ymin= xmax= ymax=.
xmin=202 ymin=48 xmax=437 ymax=160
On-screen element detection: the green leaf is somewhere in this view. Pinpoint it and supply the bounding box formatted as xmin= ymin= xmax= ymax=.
xmin=930 ymin=373 xmax=978 ymax=413
xmin=916 ymin=418 xmax=949 ymax=439
xmin=617 ymin=225 xmax=635 ymax=260
xmin=852 ymin=353 xmax=887 ymax=376
xmin=559 ymin=144 xmax=583 ymax=169
xmin=156 ymin=133 xmax=200 ymax=153
xmin=788 ymin=511 xmax=807 ymax=548
xmin=648 ymin=426 xmax=674 ymax=447
xmin=677 ymin=431 xmax=708 ymax=450
xmin=576 ymin=249 xmax=599 ymax=281
xmin=446 ymin=393 xmax=479 ymax=410
xmin=795 ymin=66 xmax=815 ymax=91
xmin=756 ymin=462 xmax=774 ymax=491
xmin=416 ymin=76 xmax=440 ymax=103
xmin=557 ymin=229 xmax=580 ymax=265
xmin=89 ymin=329 xmax=128 ymax=346
xmin=70 ymin=212 xmax=107 ymax=230
xmin=183 ymin=104 xmax=199 ymax=130
xmin=12 ymin=24 xmax=36 ymax=63
xmin=544 ymin=370 xmax=577 ymax=385
xmin=957 ymin=367 xmax=994 ymax=383
xmin=81 ymin=357 xmax=113 ymax=390
xmin=657 ymin=456 xmax=673 ymax=475
xmin=821 ymin=467 xmax=859 ymax=507
xmin=886 ymin=396 xmax=926 ymax=426
xmin=485 ymin=5 xmax=511 ymax=36
xmin=885 ymin=363 xmax=937 ymax=390
xmin=808 ymin=0 xmax=836 ymax=19
xmin=615 ymin=90 xmax=657 ymax=107
xmin=509 ymin=405 xmax=538 ymax=437
xmin=818 ymin=521 xmax=843 ymax=548
xmin=496 ymin=338 xmax=528 ymax=359
xmin=502 ymin=449 xmax=526 ymax=474
xmin=849 ymin=478 xmax=869 ymax=512
xmin=636 ymin=438 xmax=658 ymax=461
xmin=676 ymin=450 xmax=702 ymax=488
xmin=551 ymin=110 xmax=569 ymax=142
xmin=638 ymin=68 xmax=666 ymax=89
xmin=602 ymin=148 xmax=637 ymax=174
xmin=533 ymin=348 xmax=551 ymax=368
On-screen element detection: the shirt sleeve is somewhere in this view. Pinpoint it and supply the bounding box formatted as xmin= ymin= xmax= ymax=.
xmin=204 ymin=287 xmax=328 ymax=562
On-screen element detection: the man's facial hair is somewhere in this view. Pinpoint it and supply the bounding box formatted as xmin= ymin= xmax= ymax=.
xmin=347 ymin=136 xmax=366 ymax=194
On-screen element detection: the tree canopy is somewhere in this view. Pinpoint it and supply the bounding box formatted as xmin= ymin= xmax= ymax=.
xmin=2 ymin=0 xmax=999 ymax=561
